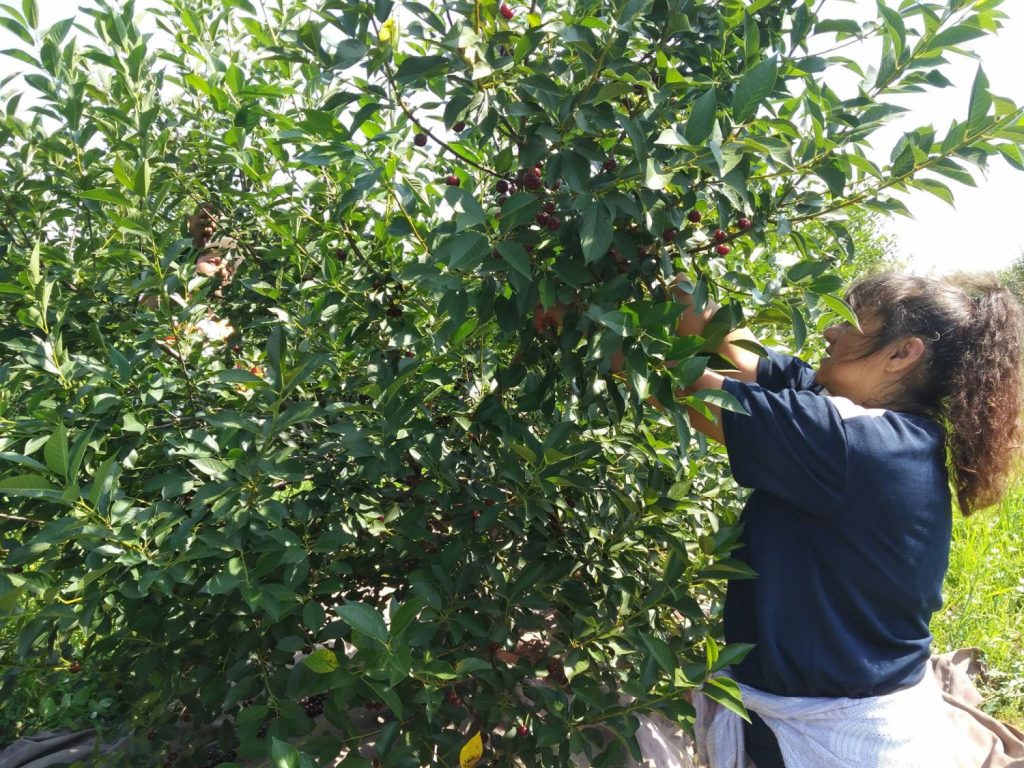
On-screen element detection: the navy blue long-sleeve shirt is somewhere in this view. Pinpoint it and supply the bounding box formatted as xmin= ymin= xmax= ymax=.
xmin=719 ymin=348 xmax=952 ymax=698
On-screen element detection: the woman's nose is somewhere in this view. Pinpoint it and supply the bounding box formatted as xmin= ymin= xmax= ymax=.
xmin=823 ymin=324 xmax=840 ymax=344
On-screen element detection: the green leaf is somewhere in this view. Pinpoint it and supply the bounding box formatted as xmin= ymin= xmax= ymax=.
xmin=446 ymin=186 xmax=486 ymax=231
xmin=0 ymin=452 xmax=48 ymax=473
xmin=112 ymin=158 xmax=134 ymax=191
xmin=926 ymin=23 xmax=986 ymax=53
xmin=389 ymin=596 xmax=426 ymax=638
xmin=643 ymin=158 xmax=671 ymax=190
xmin=579 ymin=200 xmax=613 ymax=264
xmin=966 ymin=66 xmax=992 ymax=134
xmin=790 ymin=309 xmax=806 ymax=354
xmin=302 ymin=647 xmax=339 ymax=673
xmin=701 ymin=677 xmax=750 ymax=721
xmin=912 ymin=177 xmax=954 ymax=206
xmin=929 ymin=157 xmax=976 ymax=186
xmin=639 ymin=632 xmax=676 ymax=675
xmin=203 ymin=572 xmax=240 ymax=595
xmin=818 ymin=293 xmax=860 ymax=328
xmin=591 ymin=80 xmax=632 ymax=106
xmin=998 ymin=144 xmax=1024 ymax=172
xmin=690 ymin=388 xmax=748 ymax=416
xmin=0 ymin=281 xmax=26 ymax=296
xmin=589 ymin=309 xmax=634 ymax=337
xmin=813 ymin=159 xmax=846 ymax=197
xmin=497 ymin=192 xmax=540 ymax=231
xmin=731 ymin=56 xmax=778 ymax=123
xmin=710 ymin=643 xmax=755 ymax=673
xmin=813 ymin=18 xmax=862 ymax=37
xmin=212 ymin=369 xmax=270 ymax=386
xmin=79 ymin=188 xmax=132 ymax=207
xmin=684 ymin=88 xmax=718 ymax=145
xmin=270 ymin=737 xmax=301 ymax=768
xmin=0 ymin=17 xmax=33 ymax=45
xmin=302 ymin=600 xmax=326 ymax=631
xmin=43 ymin=422 xmax=68 ymax=479
xmin=134 ymin=159 xmax=151 ymax=197
xmin=495 ymin=241 xmax=532 ymax=280
xmin=436 ymin=231 xmax=489 ymax=271
xmin=190 ymin=458 xmax=231 ymax=478
xmin=121 ymin=413 xmax=146 ymax=434
xmin=0 ymin=474 xmax=55 ymax=492
xmin=876 ymin=1 xmax=905 ymax=58
xmin=22 ymin=0 xmax=38 ymax=30
xmin=394 ymin=55 xmax=449 ymax=85
xmin=336 ymin=601 xmax=388 ymax=644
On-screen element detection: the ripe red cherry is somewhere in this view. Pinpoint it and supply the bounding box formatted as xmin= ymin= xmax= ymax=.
xmin=546 ymin=217 xmax=561 ymax=231
xmin=445 ymin=175 xmax=459 ymax=186
xmin=453 ymin=120 xmax=467 ymax=132
xmin=413 ymin=133 xmax=427 ymax=147
xmin=535 ymin=212 xmax=549 ymax=226
xmin=496 ymin=194 xmax=508 ymax=206
xmin=738 ymin=217 xmax=752 ymax=230
xmin=524 ymin=174 xmax=542 ymax=190
xmin=496 ymin=179 xmax=509 ymax=194
xmin=542 ymin=201 xmax=556 ymax=214
xmin=715 ymin=244 xmax=731 ymax=256
xmin=69 ymin=661 xmax=82 ymax=673
xmin=687 ymin=210 xmax=702 ymax=223
xmin=499 ymin=3 xmax=514 ymax=19
xmin=602 ymin=157 xmax=617 ymax=172
xmin=517 ymin=724 xmax=528 ymax=736
xmin=713 ymin=229 xmax=727 ymax=243
xmin=472 ymin=510 xmax=481 ymax=520
xmin=662 ymin=228 xmax=677 ymax=243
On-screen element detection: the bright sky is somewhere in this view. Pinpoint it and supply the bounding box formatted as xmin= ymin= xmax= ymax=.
xmin=3 ymin=2 xmax=1022 ymax=276
xmin=837 ymin=6 xmax=1024 ymax=276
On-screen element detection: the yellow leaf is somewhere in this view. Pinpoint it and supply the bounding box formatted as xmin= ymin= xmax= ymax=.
xmin=379 ymin=18 xmax=397 ymax=44
xmin=459 ymin=731 xmax=484 ymax=768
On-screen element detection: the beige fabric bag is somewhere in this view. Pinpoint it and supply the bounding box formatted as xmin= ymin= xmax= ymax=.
xmin=930 ymin=649 xmax=1024 ymax=768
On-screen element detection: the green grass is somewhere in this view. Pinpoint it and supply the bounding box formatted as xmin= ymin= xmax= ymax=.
xmin=931 ymin=476 xmax=1024 ymax=728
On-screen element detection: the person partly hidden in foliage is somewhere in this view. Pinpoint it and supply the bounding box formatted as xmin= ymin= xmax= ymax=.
xmin=138 ymin=202 xmax=242 ymax=345
xmin=660 ymin=272 xmax=1022 ymax=767
xmin=188 ymin=201 xmax=242 ymax=293
xmin=138 ymin=202 xmax=240 ymax=305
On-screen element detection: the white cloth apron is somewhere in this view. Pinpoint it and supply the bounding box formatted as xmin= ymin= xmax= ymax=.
xmin=693 ymin=669 xmax=957 ymax=768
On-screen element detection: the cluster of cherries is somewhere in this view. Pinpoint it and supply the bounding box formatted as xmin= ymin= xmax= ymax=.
xmin=684 ymin=209 xmax=754 ymax=256
xmin=485 ymin=163 xmax=564 ymax=231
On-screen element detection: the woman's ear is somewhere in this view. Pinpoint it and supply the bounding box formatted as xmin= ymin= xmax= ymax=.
xmin=887 ymin=336 xmax=925 ymax=373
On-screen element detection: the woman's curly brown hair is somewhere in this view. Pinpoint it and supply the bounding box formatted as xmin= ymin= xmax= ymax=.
xmin=845 ymin=272 xmax=1024 ymax=514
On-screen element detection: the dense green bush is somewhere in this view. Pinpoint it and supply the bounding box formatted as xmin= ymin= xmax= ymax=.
xmin=1 ymin=0 xmax=1021 ymax=765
